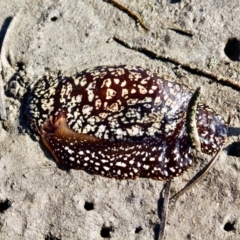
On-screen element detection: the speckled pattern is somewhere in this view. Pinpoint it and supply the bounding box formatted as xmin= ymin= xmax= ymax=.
xmin=27 ymin=65 xmax=227 ymax=180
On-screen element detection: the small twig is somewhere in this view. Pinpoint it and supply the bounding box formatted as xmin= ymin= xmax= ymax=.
xmin=186 ymin=87 xmax=202 ymax=152
xmin=112 ymin=36 xmax=240 ymax=91
xmin=158 ymin=180 xmax=171 ymax=240
xmin=159 ymin=20 xmax=193 ymax=37
xmin=170 ymin=147 xmax=222 ymax=201
xmin=104 ymin=0 xmax=150 ymax=31
xmin=151 ymin=19 xmax=193 ymax=38
xmin=167 ymin=26 xmax=193 ymax=37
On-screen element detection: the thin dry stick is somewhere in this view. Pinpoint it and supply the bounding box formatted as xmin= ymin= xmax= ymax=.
xmin=112 ymin=36 xmax=240 ymax=91
xmin=170 ymin=146 xmax=223 ymax=201
xmin=158 ymin=180 xmax=171 ymax=240
xmin=167 ymin=26 xmax=193 ymax=37
xmin=105 ymin=0 xmax=193 ymax=35
xmin=104 ymin=0 xmax=150 ymax=31
xmin=158 ymin=19 xmax=193 ymax=37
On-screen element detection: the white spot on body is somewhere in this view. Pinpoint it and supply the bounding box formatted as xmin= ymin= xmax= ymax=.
xmin=106 ymin=88 xmax=116 ymax=99
xmin=138 ymin=85 xmax=147 ymax=94
xmin=122 ymin=88 xmax=128 ymax=97
xmin=101 ymin=78 xmax=112 ymax=88
xmin=116 ymin=162 xmax=127 ymax=167
xmin=114 ymin=78 xmax=120 ymax=84
xmin=143 ymin=165 xmax=150 ymax=170
xmin=82 ymin=105 xmax=93 ymax=116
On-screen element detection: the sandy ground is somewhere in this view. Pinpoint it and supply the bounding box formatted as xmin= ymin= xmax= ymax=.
xmin=0 ymin=0 xmax=240 ymax=239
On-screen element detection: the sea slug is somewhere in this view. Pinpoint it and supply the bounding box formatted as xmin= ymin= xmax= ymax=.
xmin=26 ymin=65 xmax=227 ymax=180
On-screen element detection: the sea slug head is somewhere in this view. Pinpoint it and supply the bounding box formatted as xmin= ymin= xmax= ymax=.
xmin=196 ymin=103 xmax=227 ymax=155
